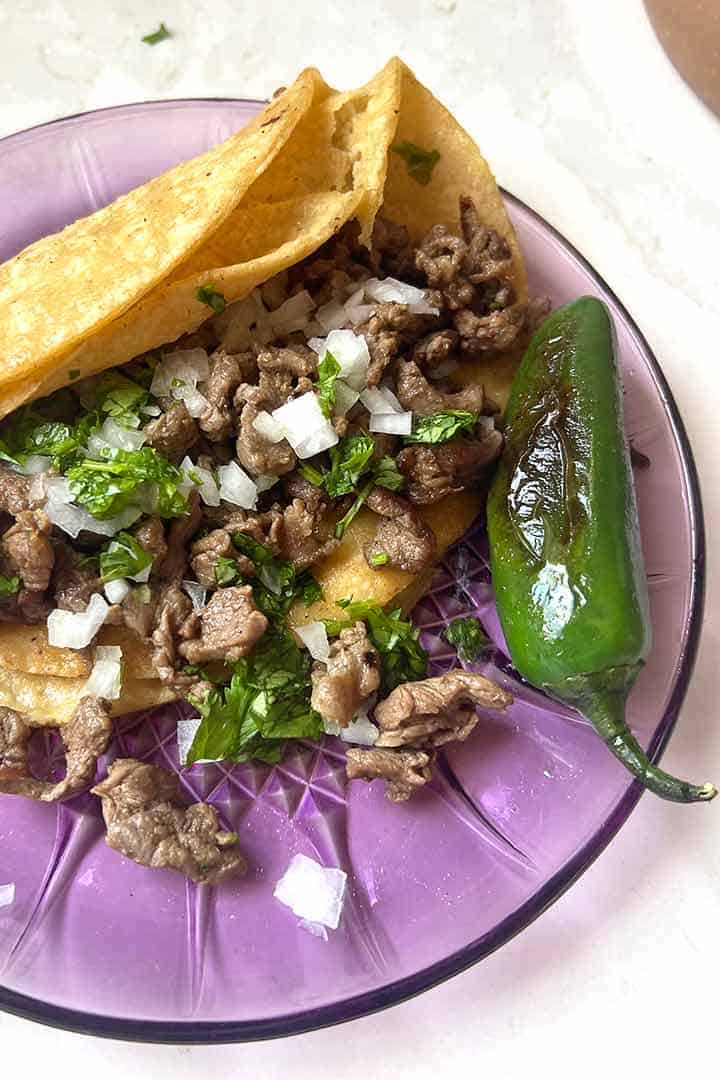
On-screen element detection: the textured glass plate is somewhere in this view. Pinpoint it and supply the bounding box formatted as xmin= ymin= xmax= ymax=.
xmin=0 ymin=100 xmax=704 ymax=1043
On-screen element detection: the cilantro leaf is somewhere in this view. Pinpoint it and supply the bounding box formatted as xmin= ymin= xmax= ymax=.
xmin=232 ymin=533 xmax=322 ymax=618
xmin=391 ymin=141 xmax=441 ymax=185
xmin=443 ymin=616 xmax=489 ymax=664
xmin=0 ymin=404 xmax=101 ymax=471
xmin=197 ymin=283 xmax=227 ymax=315
xmin=326 ymin=599 xmax=427 ymax=693
xmin=299 ymin=463 xmax=326 ymax=487
xmin=215 ymin=556 xmax=243 ymax=587
xmin=316 ymin=350 xmax=341 ymax=419
xmin=99 ymin=532 xmax=154 ymax=584
xmin=94 ymin=371 xmax=150 ymax=424
xmin=334 ymin=478 xmax=374 ymax=539
xmin=404 ymin=410 xmax=478 ymax=445
xmin=373 ymin=455 xmax=405 ymax=491
xmin=187 ymin=628 xmax=323 ymax=765
xmin=142 ymin=22 xmax=171 ymax=45
xmin=0 ymin=575 xmax=20 ymax=597
xmin=67 ymin=447 xmax=187 ymax=520
xmin=324 ymin=433 xmax=375 ymax=498
xmin=369 ymin=552 xmax=389 ymax=567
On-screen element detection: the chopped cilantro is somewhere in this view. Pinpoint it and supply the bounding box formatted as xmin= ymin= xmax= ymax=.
xmin=316 ymin=350 xmax=341 ymax=418
xmin=404 ymin=410 xmax=478 ymax=445
xmin=197 ymin=283 xmax=227 ymax=315
xmin=215 ymin=556 xmax=243 ymax=587
xmin=232 ymin=533 xmax=322 ymax=618
xmin=142 ymin=22 xmax=172 ymax=45
xmin=0 ymin=404 xmax=100 ymax=471
xmin=326 ymin=599 xmax=427 ymax=693
xmin=369 ymin=552 xmax=390 ymax=567
xmin=373 ymin=455 xmax=404 ymax=491
xmin=99 ymin=532 xmax=153 ymax=584
xmin=443 ymin=616 xmax=490 ymax=664
xmin=299 ymin=463 xmax=326 ymax=487
xmin=324 ymin=434 xmax=375 ymax=498
xmin=186 ymin=627 xmax=323 ymax=766
xmin=0 ymin=575 xmax=20 ymax=597
xmin=334 ymin=477 xmax=374 ymax=539
xmin=68 ymin=369 xmax=80 ymax=381
xmin=391 ymin=141 xmax=441 ymax=185
xmin=66 ymin=446 xmax=187 ymax=520
xmin=94 ymin=371 xmax=150 ymax=425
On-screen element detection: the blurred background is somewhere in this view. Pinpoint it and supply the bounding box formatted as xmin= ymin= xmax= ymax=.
xmin=0 ymin=2 xmax=718 ymax=1077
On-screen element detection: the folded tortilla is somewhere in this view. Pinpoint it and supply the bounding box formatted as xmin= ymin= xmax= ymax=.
xmin=0 ymin=58 xmax=526 ymax=724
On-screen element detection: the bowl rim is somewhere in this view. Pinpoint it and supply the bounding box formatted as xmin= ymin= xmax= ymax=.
xmin=0 ymin=97 xmax=706 ymax=1045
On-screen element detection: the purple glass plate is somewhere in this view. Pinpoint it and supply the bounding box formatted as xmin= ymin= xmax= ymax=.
xmin=0 ymin=100 xmax=704 ymax=1043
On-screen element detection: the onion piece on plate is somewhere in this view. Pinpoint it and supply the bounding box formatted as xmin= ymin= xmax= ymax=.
xmin=0 ymin=883 xmax=15 ymax=909
xmin=274 ymin=854 xmax=347 ymax=930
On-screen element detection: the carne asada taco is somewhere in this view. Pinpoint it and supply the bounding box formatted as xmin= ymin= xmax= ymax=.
xmin=0 ymin=59 xmax=532 ymax=880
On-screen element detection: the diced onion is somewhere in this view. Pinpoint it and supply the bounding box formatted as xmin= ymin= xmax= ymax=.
xmin=477 ymin=414 xmax=496 ymax=436
xmin=83 ymin=644 xmax=123 ymax=700
xmin=252 ymin=410 xmax=285 ymax=444
xmin=321 ymin=329 xmax=370 ymax=391
xmin=255 ymin=474 xmax=279 ymax=493
xmin=295 ymin=621 xmax=330 ymax=661
xmin=316 ymin=299 xmax=347 ymax=332
xmin=268 ymin=289 xmax=314 ymax=334
xmin=150 ymin=350 xmax=209 ymax=408
xmin=177 ymin=716 xmax=202 ymax=766
xmin=178 ymin=457 xmax=221 ymax=507
xmin=369 ymin=411 xmax=413 ymax=435
xmin=340 ymin=713 xmax=379 ymax=746
xmin=13 ymin=455 xmax=52 ymax=476
xmin=104 ymin=578 xmax=131 ymax=605
xmin=180 ymin=386 xmax=210 ymax=418
xmin=213 ymin=291 xmax=272 ymax=351
xmin=47 ymin=592 xmax=110 ymax=649
xmin=273 ymin=854 xmax=347 ymax=930
xmin=140 ymin=404 xmax=162 ymax=417
xmin=218 ymin=461 xmax=258 ymax=509
xmin=345 ymin=303 xmax=375 ymax=326
xmin=271 ymin=393 xmax=339 ymax=459
xmin=333 ymin=380 xmax=360 ymax=416
xmin=363 ymin=276 xmax=439 ymax=315
xmin=0 ymin=883 xmax=15 ymax=909
xmin=182 ymin=580 xmax=207 ymax=610
xmin=360 ymin=386 xmax=403 ymax=415
xmin=87 ymin=417 xmax=146 ymax=456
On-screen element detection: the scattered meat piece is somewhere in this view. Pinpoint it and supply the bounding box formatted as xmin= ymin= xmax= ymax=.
xmin=395 ymin=359 xmax=485 ymax=416
xmin=277 ymin=498 xmax=338 ymax=570
xmin=459 ymin=196 xmax=514 ymax=285
xmin=52 ymin=542 xmax=101 ymax=612
xmin=178 ymin=585 xmax=268 ymax=665
xmin=1 ymin=510 xmax=54 ymax=593
xmin=133 ymin=515 xmax=167 ymax=564
xmin=397 ymin=431 xmax=503 ymax=505
xmin=374 ymin=670 xmax=512 ymax=749
xmin=198 ymin=349 xmax=246 ymax=442
xmin=256 ymin=344 xmax=317 ymax=379
xmin=411 ymin=329 xmax=459 ymax=373
xmin=345 ymin=747 xmax=434 ymax=802
xmin=0 ymin=696 xmax=112 ymax=801
xmin=453 ymin=305 xmax=526 ymax=355
xmin=151 ymin=584 xmax=195 ymax=688
xmin=416 ymin=223 xmax=471 ymax=308
xmin=0 ymin=707 xmax=32 ymax=783
xmin=289 ymin=220 xmax=370 ymax=301
xmin=190 ymin=529 xmax=254 ymax=587
xmin=235 ymin=374 xmax=296 ymax=477
xmin=121 ymin=585 xmax=159 ymax=640
xmin=370 ymin=217 xmax=417 ymax=279
xmin=356 ymin=302 xmax=434 ymax=386
xmin=144 ymin=402 xmax=200 ymax=461
xmin=282 ymin=472 xmax=328 ymax=516
xmin=0 ymin=465 xmax=33 ymax=516
xmin=155 ymin=490 xmax=203 ymax=581
xmin=363 ymin=487 xmax=436 ymax=574
xmin=92 ymin=758 xmax=246 ymax=885
xmin=310 ymin=621 xmax=380 ymax=729
xmin=204 ymin=505 xmax=284 ymax=552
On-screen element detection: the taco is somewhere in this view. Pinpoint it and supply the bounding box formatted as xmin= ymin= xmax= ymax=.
xmin=0 ymin=59 xmax=533 ymax=879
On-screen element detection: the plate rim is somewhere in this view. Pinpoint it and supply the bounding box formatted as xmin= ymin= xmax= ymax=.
xmin=0 ymin=97 xmax=706 ymax=1044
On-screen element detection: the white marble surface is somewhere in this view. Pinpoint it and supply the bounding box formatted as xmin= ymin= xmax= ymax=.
xmin=0 ymin=1 xmax=718 ymax=1076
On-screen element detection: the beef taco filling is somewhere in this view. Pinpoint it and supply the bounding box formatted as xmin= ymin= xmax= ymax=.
xmin=0 ymin=199 xmax=527 ymax=876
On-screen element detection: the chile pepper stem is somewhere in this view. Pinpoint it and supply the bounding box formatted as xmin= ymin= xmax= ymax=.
xmin=582 ymin=688 xmax=716 ymax=804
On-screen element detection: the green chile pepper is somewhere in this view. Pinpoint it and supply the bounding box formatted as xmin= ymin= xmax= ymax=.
xmin=488 ymin=297 xmax=715 ymax=803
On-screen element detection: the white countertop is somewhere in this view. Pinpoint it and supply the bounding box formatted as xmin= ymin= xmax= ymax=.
xmin=1 ymin=2 xmax=718 ymax=1076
